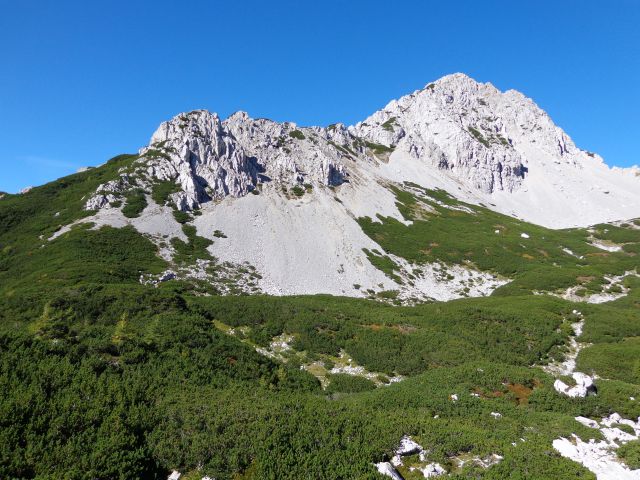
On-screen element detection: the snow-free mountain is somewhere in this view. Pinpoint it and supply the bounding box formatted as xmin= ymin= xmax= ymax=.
xmin=75 ymin=73 xmax=640 ymax=299
xmin=5 ymin=73 xmax=640 ymax=480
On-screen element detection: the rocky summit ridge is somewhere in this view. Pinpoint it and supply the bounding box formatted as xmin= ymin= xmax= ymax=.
xmin=85 ymin=73 xmax=639 ymax=229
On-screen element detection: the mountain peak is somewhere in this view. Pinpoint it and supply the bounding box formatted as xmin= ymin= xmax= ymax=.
xmin=85 ymin=73 xmax=639 ymax=229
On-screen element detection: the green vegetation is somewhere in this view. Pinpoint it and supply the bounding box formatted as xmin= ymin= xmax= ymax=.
xmin=143 ymin=148 xmax=172 ymax=160
xmin=173 ymin=210 xmax=192 ymax=224
xmin=577 ymin=337 xmax=640 ymax=384
xmin=1 ymin=158 xmax=640 ymax=479
xmin=381 ymin=117 xmax=397 ymax=132
xmin=619 ymin=439 xmax=640 ymax=469
xmin=0 ymin=281 xmax=624 ymax=479
xmin=122 ymin=188 xmax=148 ymax=218
xmin=171 ymin=225 xmax=213 ymax=264
xmin=151 ymin=180 xmax=180 ymax=206
xmin=469 ymin=126 xmax=491 ymax=148
xmin=291 ymin=185 xmax=305 ymax=197
xmin=289 ymin=129 xmax=306 ymax=140
xmin=363 ymin=248 xmax=403 ymax=283
xmin=357 ymin=183 xmax=640 ymax=296
xmin=325 ymin=373 xmax=376 ymax=394
xmin=364 ymin=140 xmax=394 ymax=155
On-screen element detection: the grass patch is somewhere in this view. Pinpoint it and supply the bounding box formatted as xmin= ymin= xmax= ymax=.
xmin=468 ymin=126 xmax=491 ymax=148
xmin=289 ymin=130 xmax=305 ymax=140
xmin=171 ymin=225 xmax=213 ymax=264
xmin=173 ymin=210 xmax=192 ymax=224
xmin=364 ymin=141 xmax=394 ymax=155
xmin=576 ymin=337 xmax=640 ymax=384
xmin=326 ymin=374 xmax=376 ymax=394
xmin=618 ymin=439 xmax=640 ymax=469
xmin=122 ymin=189 xmax=147 ymax=218
xmin=291 ymin=185 xmax=305 ymax=197
xmin=151 ymin=180 xmax=180 ymax=206
xmin=357 ymin=183 xmax=640 ymax=295
xmin=1 ymin=151 xmax=640 ymax=479
xmin=381 ymin=117 xmax=397 ymax=132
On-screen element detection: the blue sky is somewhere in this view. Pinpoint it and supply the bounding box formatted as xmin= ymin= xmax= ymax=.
xmin=1 ymin=0 xmax=638 ymax=193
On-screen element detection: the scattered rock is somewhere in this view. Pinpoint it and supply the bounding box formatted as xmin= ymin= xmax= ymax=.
xmin=421 ymin=463 xmax=446 ymax=477
xmin=396 ymin=436 xmax=422 ymax=456
xmin=554 ymin=413 xmax=640 ymax=479
xmin=553 ymin=372 xmax=597 ymax=398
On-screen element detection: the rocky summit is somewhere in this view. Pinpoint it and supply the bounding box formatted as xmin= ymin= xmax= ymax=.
xmin=87 ymin=73 xmax=640 ymax=227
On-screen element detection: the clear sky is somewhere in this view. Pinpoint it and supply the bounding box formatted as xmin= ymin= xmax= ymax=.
xmin=1 ymin=0 xmax=638 ymax=193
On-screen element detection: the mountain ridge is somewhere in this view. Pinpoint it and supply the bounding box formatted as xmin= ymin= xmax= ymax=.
xmin=85 ymin=73 xmax=639 ymax=229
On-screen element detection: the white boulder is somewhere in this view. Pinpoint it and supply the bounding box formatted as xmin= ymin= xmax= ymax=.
xmin=375 ymin=461 xmax=403 ymax=480
xmin=554 ymin=372 xmax=596 ymax=398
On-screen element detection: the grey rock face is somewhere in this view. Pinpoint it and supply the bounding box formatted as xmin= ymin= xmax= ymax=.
xmin=350 ymin=73 xmax=532 ymax=194
xmin=85 ymin=73 xmax=639 ymax=216
xmin=87 ymin=110 xmax=350 ymax=211
xmin=143 ymin=110 xmax=259 ymax=210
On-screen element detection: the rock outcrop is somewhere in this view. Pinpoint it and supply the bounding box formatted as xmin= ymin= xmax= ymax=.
xmin=92 ymin=110 xmax=351 ymax=211
xmin=349 ymin=73 xmax=605 ymax=194
xmin=554 ymin=372 xmax=597 ymax=398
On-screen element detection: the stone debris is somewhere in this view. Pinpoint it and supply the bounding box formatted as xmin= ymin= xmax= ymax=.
xmin=543 ymin=312 xmax=598 ymax=399
xmin=376 ymin=462 xmax=404 ymax=480
xmin=551 ymin=270 xmax=639 ymax=304
xmin=396 ymin=436 xmax=422 ymax=456
xmin=554 ymin=413 xmax=640 ymax=479
xmin=376 ymin=435 xmax=501 ymax=479
xmin=421 ymin=463 xmax=447 ymax=478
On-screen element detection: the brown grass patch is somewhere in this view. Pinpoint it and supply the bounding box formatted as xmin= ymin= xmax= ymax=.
xmin=362 ymin=324 xmax=417 ymax=334
xmin=507 ymin=383 xmax=534 ymax=405
xmin=577 ymin=276 xmax=595 ymax=283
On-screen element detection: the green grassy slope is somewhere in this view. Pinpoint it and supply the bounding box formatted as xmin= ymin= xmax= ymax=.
xmin=1 ymin=163 xmax=639 ymax=479
xmin=358 ymin=183 xmax=640 ymax=296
